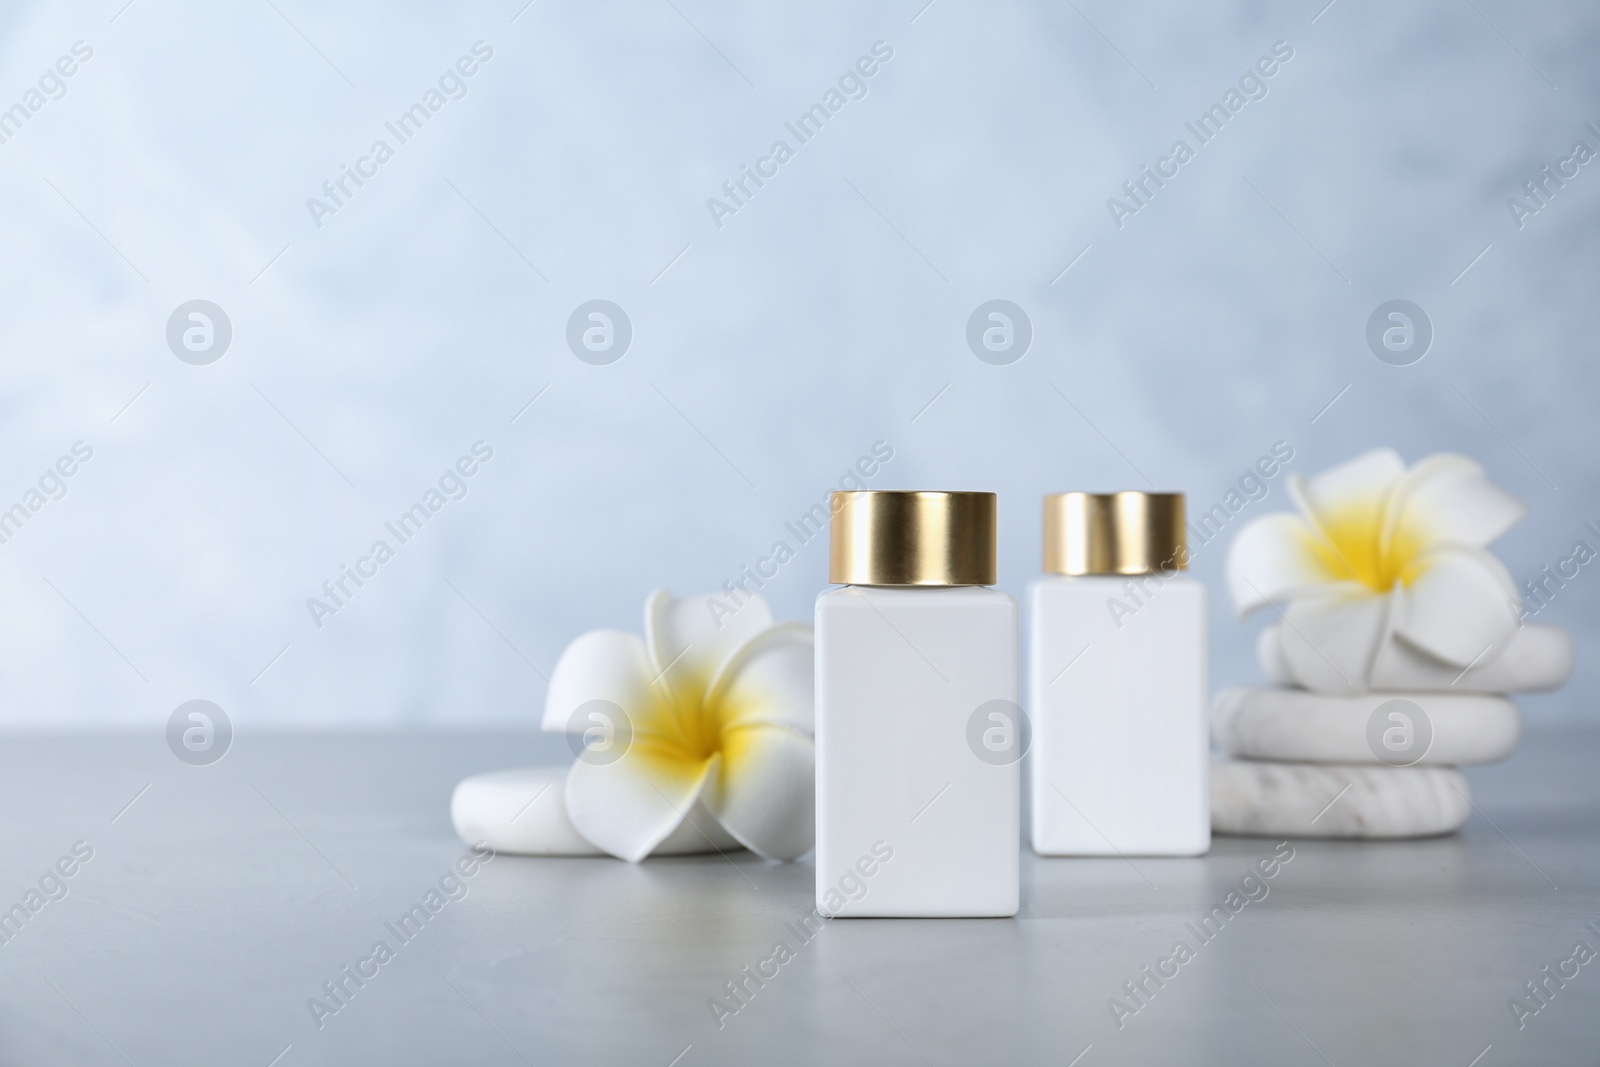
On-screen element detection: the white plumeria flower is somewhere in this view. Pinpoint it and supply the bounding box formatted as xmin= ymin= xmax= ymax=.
xmin=539 ymin=589 xmax=815 ymax=862
xmin=1227 ymin=449 xmax=1527 ymax=693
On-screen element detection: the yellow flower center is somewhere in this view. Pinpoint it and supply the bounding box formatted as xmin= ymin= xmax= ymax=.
xmin=1306 ymin=503 xmax=1429 ymax=592
xmin=627 ymin=668 xmax=763 ymax=783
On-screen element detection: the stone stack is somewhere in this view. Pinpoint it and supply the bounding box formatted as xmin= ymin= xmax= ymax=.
xmin=1210 ymin=625 xmax=1572 ymax=839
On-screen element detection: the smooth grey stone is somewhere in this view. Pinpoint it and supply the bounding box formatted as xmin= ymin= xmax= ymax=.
xmin=1213 ymin=759 xmax=1472 ymax=838
xmin=1213 ymin=687 xmax=1520 ymax=766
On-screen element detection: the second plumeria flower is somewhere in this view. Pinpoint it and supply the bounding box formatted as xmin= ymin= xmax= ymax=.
xmin=1227 ymin=449 xmax=1528 ymax=692
xmin=542 ymin=589 xmax=815 ymax=861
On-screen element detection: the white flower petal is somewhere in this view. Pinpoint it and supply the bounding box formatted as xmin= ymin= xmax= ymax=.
xmin=1392 ymin=546 xmax=1519 ymax=667
xmin=645 ymin=588 xmax=774 ymax=704
xmin=1276 ymin=587 xmax=1393 ymax=693
xmin=565 ymin=747 xmax=719 ymax=862
xmin=702 ymin=725 xmax=815 ymax=860
xmin=541 ymin=629 xmax=658 ymax=733
xmin=707 ymin=622 xmax=815 ymax=735
xmin=1290 ymin=447 xmax=1406 ymax=536
xmin=451 ymin=765 xmax=740 ymax=857
xmin=1226 ymin=513 xmax=1337 ymax=616
xmin=1383 ymin=453 xmax=1527 ymax=552
xmin=653 ymin=801 xmax=744 ymax=855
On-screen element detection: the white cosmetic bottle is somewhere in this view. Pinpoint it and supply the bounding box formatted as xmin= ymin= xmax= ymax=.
xmin=1029 ymin=492 xmax=1209 ymax=857
xmin=816 ymin=491 xmax=1020 ymax=917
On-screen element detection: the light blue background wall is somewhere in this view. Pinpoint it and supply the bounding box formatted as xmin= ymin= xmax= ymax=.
xmin=0 ymin=0 xmax=1594 ymax=729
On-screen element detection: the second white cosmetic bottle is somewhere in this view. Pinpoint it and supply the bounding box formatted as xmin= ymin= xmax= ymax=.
xmin=1028 ymin=492 xmax=1210 ymax=857
xmin=816 ymin=491 xmax=1020 ymax=917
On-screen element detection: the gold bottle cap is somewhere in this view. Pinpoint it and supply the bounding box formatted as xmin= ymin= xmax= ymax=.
xmin=1043 ymin=492 xmax=1187 ymax=576
xmin=828 ymin=491 xmax=997 ymax=586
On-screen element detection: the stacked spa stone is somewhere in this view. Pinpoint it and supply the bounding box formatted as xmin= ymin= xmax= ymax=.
xmin=1210 ymin=625 xmax=1573 ymax=839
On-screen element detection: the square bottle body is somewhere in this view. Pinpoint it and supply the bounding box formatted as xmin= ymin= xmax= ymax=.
xmin=1028 ymin=574 xmax=1209 ymax=856
xmin=815 ymin=585 xmax=1019 ymax=917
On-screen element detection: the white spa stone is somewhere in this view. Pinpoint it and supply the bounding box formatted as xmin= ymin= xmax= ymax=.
xmin=1211 ymin=760 xmax=1472 ymax=838
xmin=1256 ymin=622 xmax=1572 ymax=693
xmin=1213 ymin=687 xmax=1520 ymax=766
xmin=450 ymin=765 xmax=740 ymax=857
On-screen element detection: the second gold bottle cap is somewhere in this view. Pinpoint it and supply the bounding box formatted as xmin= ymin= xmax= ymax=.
xmin=1043 ymin=491 xmax=1187 ymax=576
xmin=829 ymin=491 xmax=997 ymax=586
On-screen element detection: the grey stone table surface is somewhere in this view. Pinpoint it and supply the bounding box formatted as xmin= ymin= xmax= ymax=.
xmin=1 ymin=730 xmax=1598 ymax=1067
